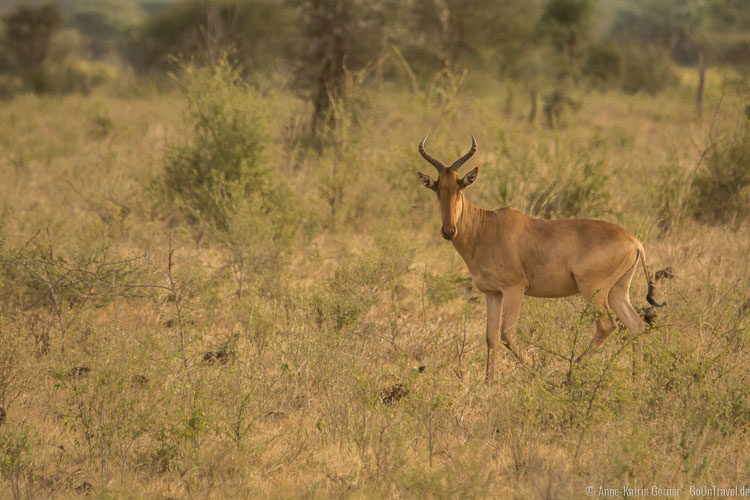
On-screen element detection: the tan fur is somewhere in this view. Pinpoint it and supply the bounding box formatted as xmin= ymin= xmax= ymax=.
xmin=418 ymin=138 xmax=659 ymax=383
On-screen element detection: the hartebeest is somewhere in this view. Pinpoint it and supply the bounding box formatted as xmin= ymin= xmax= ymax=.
xmin=417 ymin=136 xmax=664 ymax=382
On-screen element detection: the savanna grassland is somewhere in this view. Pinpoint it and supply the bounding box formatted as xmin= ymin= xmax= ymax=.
xmin=1 ymin=32 xmax=750 ymax=500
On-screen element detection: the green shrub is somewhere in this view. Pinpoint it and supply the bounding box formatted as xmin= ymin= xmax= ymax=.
xmin=690 ymin=123 xmax=750 ymax=223
xmin=583 ymin=44 xmax=621 ymax=89
xmin=0 ymin=426 xmax=32 ymax=498
xmin=163 ymin=57 xmax=268 ymax=229
xmin=526 ymin=157 xmax=611 ymax=219
xmin=424 ymin=272 xmax=471 ymax=306
xmin=161 ymin=57 xmax=309 ymax=298
xmin=217 ymin=180 xmax=306 ymax=299
xmin=127 ymin=0 xmax=294 ymax=76
xmin=1 ymin=3 xmax=62 ymax=91
xmin=59 ymin=367 xmax=154 ymax=484
xmin=312 ymin=230 xmax=414 ymax=333
xmin=653 ymin=160 xmax=691 ymax=233
xmin=0 ymin=234 xmax=143 ymax=353
xmin=619 ymin=44 xmax=679 ymax=95
xmin=484 ymin=135 xmax=612 ymax=219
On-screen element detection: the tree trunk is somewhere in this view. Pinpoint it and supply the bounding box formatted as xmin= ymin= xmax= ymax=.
xmin=696 ymin=49 xmax=706 ymax=119
xmin=528 ymin=85 xmax=537 ymax=123
xmin=311 ymin=40 xmax=346 ymax=140
xmin=504 ymin=87 xmax=514 ymax=115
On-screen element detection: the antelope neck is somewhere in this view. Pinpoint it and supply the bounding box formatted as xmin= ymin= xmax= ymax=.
xmin=452 ymin=195 xmax=483 ymax=248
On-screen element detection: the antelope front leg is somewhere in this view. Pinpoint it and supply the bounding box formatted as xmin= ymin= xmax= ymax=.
xmin=485 ymin=293 xmax=503 ymax=384
xmin=500 ymin=287 xmax=527 ymax=365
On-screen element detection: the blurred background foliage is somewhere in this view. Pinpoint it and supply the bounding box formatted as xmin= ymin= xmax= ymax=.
xmin=1 ymin=0 xmax=748 ymax=243
xmin=1 ymin=0 xmax=748 ymax=242
xmin=1 ymin=0 xmax=748 ymax=120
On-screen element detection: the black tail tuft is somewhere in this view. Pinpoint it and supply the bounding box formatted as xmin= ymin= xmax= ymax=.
xmin=646 ymin=281 xmax=666 ymax=307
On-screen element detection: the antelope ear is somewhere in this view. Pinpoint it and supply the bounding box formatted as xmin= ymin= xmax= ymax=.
xmin=418 ymin=172 xmax=437 ymax=191
xmin=459 ymin=166 xmax=479 ymax=188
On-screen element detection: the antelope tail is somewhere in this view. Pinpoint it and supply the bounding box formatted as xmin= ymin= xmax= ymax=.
xmin=637 ymin=244 xmax=666 ymax=307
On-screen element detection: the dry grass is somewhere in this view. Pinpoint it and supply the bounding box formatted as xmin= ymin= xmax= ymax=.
xmin=0 ymin=68 xmax=748 ymax=498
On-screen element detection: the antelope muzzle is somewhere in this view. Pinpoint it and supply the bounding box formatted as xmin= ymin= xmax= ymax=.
xmin=441 ymin=226 xmax=457 ymax=240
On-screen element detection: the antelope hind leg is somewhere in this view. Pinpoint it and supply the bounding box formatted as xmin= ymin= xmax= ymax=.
xmin=608 ymin=269 xmax=646 ymax=375
xmin=575 ymin=286 xmax=617 ymax=363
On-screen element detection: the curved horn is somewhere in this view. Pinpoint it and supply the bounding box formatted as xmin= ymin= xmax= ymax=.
xmin=449 ymin=135 xmax=477 ymax=171
xmin=418 ymin=135 xmax=445 ymax=173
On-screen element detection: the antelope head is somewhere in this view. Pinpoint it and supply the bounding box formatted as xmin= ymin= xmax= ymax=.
xmin=417 ymin=135 xmax=479 ymax=240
